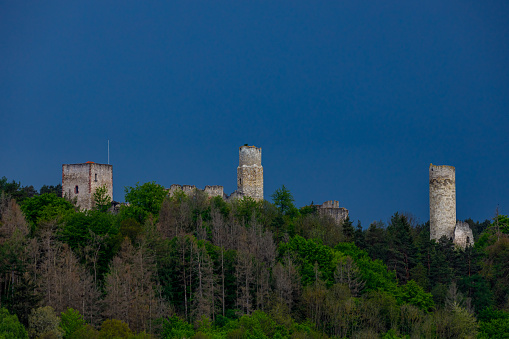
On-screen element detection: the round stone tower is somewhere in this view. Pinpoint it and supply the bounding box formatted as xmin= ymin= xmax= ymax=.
xmin=237 ymin=145 xmax=263 ymax=201
xmin=429 ymin=164 xmax=456 ymax=241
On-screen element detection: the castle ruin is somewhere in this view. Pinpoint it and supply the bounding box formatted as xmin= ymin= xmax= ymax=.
xmin=167 ymin=184 xmax=225 ymax=199
xmin=62 ymin=162 xmax=113 ymax=210
xmin=315 ymin=200 xmax=349 ymax=225
xmin=429 ymin=163 xmax=473 ymax=249
xmin=168 ymin=145 xmax=264 ymax=201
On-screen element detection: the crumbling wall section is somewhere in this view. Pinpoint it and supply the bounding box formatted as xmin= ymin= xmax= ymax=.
xmin=204 ymin=185 xmax=224 ymax=197
xmin=168 ymin=184 xmax=225 ymax=199
xmin=454 ymin=221 xmax=474 ymax=249
xmin=316 ymin=200 xmax=349 ymax=225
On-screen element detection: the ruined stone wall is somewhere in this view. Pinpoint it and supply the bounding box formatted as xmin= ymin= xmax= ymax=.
xmin=168 ymin=184 xmax=225 ymax=198
xmin=454 ymin=221 xmax=474 ymax=249
xmin=204 ymin=185 xmax=224 ymax=197
xmin=227 ymin=190 xmax=244 ymax=201
xmin=316 ymin=200 xmax=349 ymax=225
xmin=322 ymin=200 xmax=339 ymax=208
xmin=167 ymin=184 xmax=196 ymax=196
xmin=429 ymin=164 xmax=456 ymax=241
xmin=182 ymin=185 xmax=197 ymax=195
xmin=62 ymin=162 xmax=113 ymax=210
xmin=320 ymin=207 xmax=349 ymax=225
xmin=237 ymin=145 xmax=263 ymax=201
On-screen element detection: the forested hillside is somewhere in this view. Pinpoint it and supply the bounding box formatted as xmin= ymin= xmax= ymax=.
xmin=1 ymin=177 xmax=508 ymax=338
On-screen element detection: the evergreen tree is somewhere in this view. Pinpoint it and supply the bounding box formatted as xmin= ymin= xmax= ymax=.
xmin=386 ymin=213 xmax=417 ymax=284
xmin=353 ymin=221 xmax=366 ymax=249
xmin=341 ymin=217 xmax=354 ymax=242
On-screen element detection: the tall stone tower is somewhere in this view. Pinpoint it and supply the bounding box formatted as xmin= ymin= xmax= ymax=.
xmin=429 ymin=164 xmax=456 ymax=241
xmin=62 ymin=162 xmax=113 ymax=210
xmin=237 ymin=145 xmax=263 ymax=201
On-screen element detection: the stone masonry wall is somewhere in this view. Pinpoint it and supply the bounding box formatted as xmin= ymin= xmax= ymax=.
xmin=454 ymin=221 xmax=474 ymax=249
xmin=316 ymin=200 xmax=349 ymax=225
xmin=62 ymin=162 xmax=113 ymax=210
xmin=89 ymin=163 xmax=113 ymax=209
xmin=168 ymin=184 xmax=225 ymax=198
xmin=168 ymin=145 xmax=264 ymax=202
xmin=237 ymin=146 xmax=263 ymax=201
xmin=204 ymin=185 xmax=224 ymax=197
xmin=429 ymin=164 xmax=456 ymax=241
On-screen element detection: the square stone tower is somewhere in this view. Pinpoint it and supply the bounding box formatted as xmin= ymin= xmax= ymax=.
xmin=237 ymin=145 xmax=263 ymax=201
xmin=62 ymin=162 xmax=113 ymax=210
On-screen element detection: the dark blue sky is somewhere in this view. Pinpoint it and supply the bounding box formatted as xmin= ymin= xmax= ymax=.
xmin=1 ymin=1 xmax=508 ymax=226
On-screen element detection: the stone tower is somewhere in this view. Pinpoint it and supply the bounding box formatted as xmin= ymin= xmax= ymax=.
xmin=429 ymin=163 xmax=456 ymax=241
xmin=237 ymin=145 xmax=263 ymax=201
xmin=62 ymin=162 xmax=113 ymax=210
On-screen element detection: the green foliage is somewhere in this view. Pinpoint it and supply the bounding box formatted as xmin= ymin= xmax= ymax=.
xmin=118 ymin=218 xmax=143 ymax=244
xmin=3 ymin=176 xmax=509 ymax=338
xmin=60 ymin=210 xmax=118 ymax=248
xmin=93 ymin=185 xmax=111 ymax=212
xmin=279 ymin=235 xmax=335 ymax=286
xmin=0 ymin=177 xmax=37 ymax=204
xmin=493 ymin=214 xmax=509 ymax=234
xmin=28 ymin=306 xmax=63 ymax=339
xmin=342 ymin=217 xmax=354 ymax=241
xmin=399 ymin=280 xmax=434 ymax=311
xmin=60 ymin=309 xmax=85 ymax=339
xmin=211 ymin=196 xmax=230 ymax=218
xmin=21 ymin=193 xmax=75 ymax=229
xmin=160 ymin=316 xmax=194 ymax=339
xmin=479 ymin=318 xmax=509 ymax=339
xmin=478 ymin=307 xmax=509 ymax=339
xmin=118 ymin=205 xmax=148 ymax=225
xmin=232 ymin=196 xmax=259 ymax=224
xmin=67 ymin=324 xmax=98 ymax=339
xmin=59 ymin=210 xmax=119 ymax=282
xmin=334 ymin=242 xmax=398 ymax=294
xmin=271 ymin=185 xmax=296 ymax=216
xmin=482 ymin=236 xmax=509 ymax=307
xmin=39 ymin=184 xmax=62 ymax=197
xmin=459 ymin=274 xmax=493 ymax=312
xmin=281 ymin=236 xmax=402 ymax=296
xmin=386 ymin=213 xmax=417 ymax=284
xmin=299 ymin=204 xmax=317 ymax=217
xmin=124 ymin=182 xmax=167 ymax=219
xmin=235 ymin=310 xmax=288 ymax=338
xmin=0 ymin=307 xmax=28 ymax=339
xmin=364 ymin=221 xmax=388 ymax=262
xmin=98 ymin=319 xmax=132 ymax=339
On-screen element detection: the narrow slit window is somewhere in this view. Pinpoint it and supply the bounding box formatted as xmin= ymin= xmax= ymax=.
xmin=95 ymin=173 xmax=98 ymax=182
xmin=75 ymin=185 xmax=79 ymax=194
xmin=466 ymin=236 xmax=470 ymax=243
